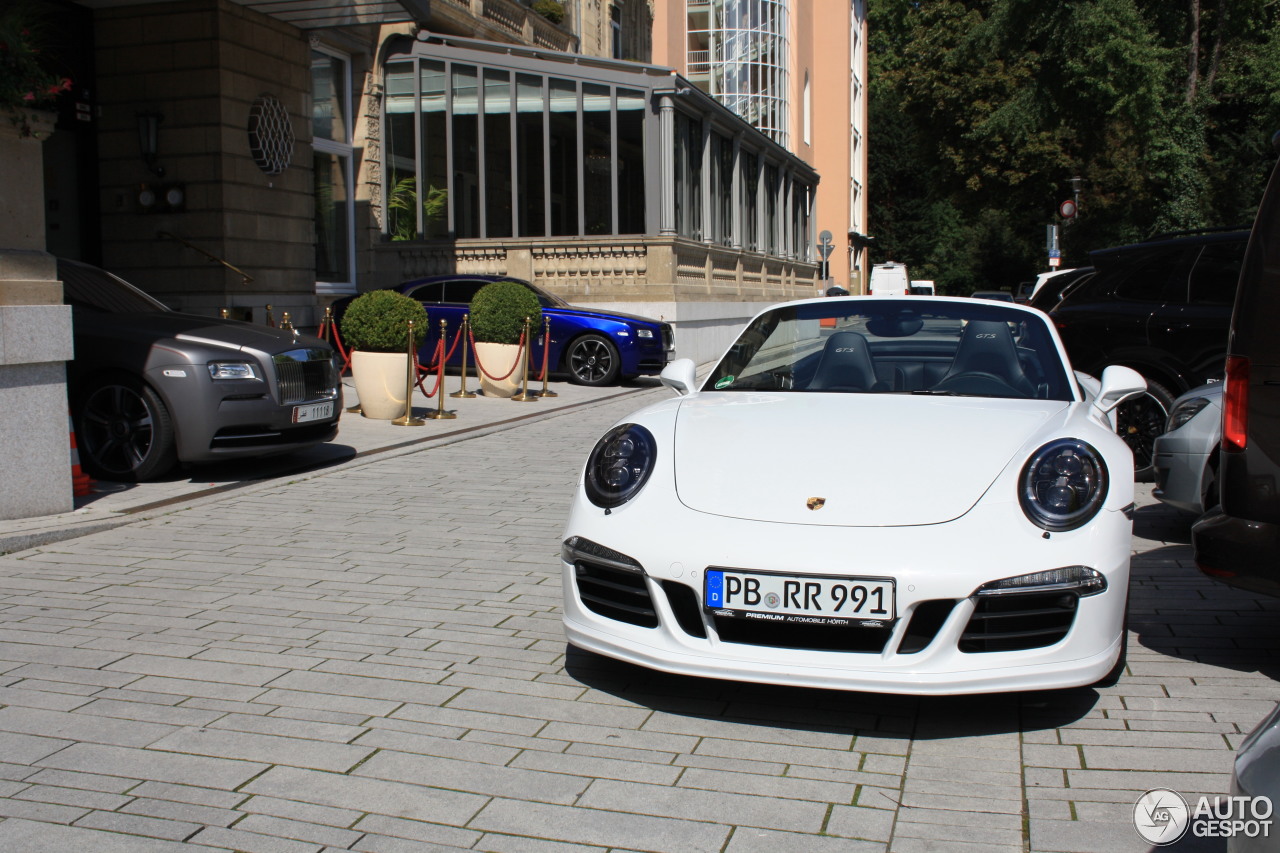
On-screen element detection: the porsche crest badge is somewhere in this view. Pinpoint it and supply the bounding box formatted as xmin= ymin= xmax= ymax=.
xmin=806 ymin=497 xmax=826 ymax=511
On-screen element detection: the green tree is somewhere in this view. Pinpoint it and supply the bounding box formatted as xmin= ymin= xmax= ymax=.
xmin=867 ymin=0 xmax=1280 ymax=289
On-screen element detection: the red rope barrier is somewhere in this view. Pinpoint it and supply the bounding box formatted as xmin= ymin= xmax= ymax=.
xmin=467 ymin=329 xmax=526 ymax=382
xmin=319 ymin=314 xmax=352 ymax=374
xmin=418 ymin=323 xmax=466 ymax=372
xmin=414 ymin=339 xmax=445 ymax=398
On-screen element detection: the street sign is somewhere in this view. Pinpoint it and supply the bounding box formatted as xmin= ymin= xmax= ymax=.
xmin=1059 ymin=199 xmax=1077 ymax=219
xmin=817 ymin=229 xmax=834 ymax=260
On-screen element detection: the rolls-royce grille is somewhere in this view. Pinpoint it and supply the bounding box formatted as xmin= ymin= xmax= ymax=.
xmin=274 ymin=349 xmax=337 ymax=405
xmin=660 ymin=324 xmax=675 ymax=352
xmin=575 ymin=562 xmax=658 ymax=628
xmin=713 ymin=615 xmax=893 ymax=653
xmin=959 ymin=591 xmax=1078 ymax=653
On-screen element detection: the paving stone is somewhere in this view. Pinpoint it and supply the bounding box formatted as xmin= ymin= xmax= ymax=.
xmin=34 ymin=743 xmax=267 ymax=789
xmin=0 ymin=705 xmax=176 ymax=747
xmin=726 ymin=825 xmax=886 ymax=852
xmin=0 ymin=731 xmax=72 ymax=765
xmin=354 ymin=748 xmax=590 ymax=804
xmin=468 ymin=797 xmax=730 ymax=853
xmin=72 ymin=809 xmax=202 ymax=841
xmin=576 ymin=778 xmax=827 ymax=833
xmin=0 ymin=818 xmax=224 ymax=851
xmin=149 ymin=726 xmax=374 ymax=773
xmin=243 ymin=765 xmax=488 ymax=825
xmin=188 ymin=826 xmax=323 ymax=853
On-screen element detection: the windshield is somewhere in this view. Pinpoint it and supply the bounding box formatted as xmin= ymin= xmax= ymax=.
xmin=705 ymin=299 xmax=1073 ymax=401
xmin=59 ymin=259 xmax=171 ymax=314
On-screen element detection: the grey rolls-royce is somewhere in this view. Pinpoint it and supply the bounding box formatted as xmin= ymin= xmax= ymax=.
xmin=61 ymin=259 xmax=341 ymax=481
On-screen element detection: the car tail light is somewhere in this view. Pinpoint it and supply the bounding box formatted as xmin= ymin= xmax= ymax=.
xmin=1223 ymin=355 xmax=1250 ymax=453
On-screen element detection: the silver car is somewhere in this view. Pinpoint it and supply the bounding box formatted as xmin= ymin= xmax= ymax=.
xmin=1152 ymin=383 xmax=1222 ymax=515
xmin=63 ymin=259 xmax=342 ymax=481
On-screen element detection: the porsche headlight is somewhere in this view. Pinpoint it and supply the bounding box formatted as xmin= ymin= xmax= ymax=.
xmin=585 ymin=423 xmax=657 ymax=508
xmin=1019 ymin=439 xmax=1108 ymax=531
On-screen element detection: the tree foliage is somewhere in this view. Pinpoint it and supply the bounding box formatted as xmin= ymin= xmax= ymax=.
xmin=868 ymin=0 xmax=1280 ymax=294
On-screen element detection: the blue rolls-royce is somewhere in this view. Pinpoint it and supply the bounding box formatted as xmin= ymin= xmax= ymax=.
xmin=333 ymin=275 xmax=675 ymax=386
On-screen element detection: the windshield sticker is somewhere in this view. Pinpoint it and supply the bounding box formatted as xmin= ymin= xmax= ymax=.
xmin=715 ymin=376 xmax=734 ymax=389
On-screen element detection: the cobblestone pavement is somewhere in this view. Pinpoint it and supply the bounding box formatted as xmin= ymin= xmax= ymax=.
xmin=0 ymin=385 xmax=1277 ymax=852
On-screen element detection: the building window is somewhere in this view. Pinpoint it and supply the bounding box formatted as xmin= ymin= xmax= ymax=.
xmin=312 ymin=47 xmax=355 ymax=292
xmin=674 ymin=112 xmax=702 ymax=240
xmin=378 ymin=39 xmax=816 ymax=254
xmin=803 ymin=72 xmax=811 ymax=146
xmin=611 ymin=5 xmax=623 ymax=60
xmin=617 ymin=88 xmax=646 ymax=234
xmin=709 ymin=132 xmax=733 ymax=246
xmin=686 ymin=0 xmax=791 ymax=147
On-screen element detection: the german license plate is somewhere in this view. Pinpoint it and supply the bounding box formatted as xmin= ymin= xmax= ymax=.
xmin=292 ymin=401 xmax=334 ymax=423
xmin=704 ymin=568 xmax=895 ymax=626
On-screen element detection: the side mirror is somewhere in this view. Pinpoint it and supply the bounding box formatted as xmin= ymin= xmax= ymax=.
xmin=1091 ymin=365 xmax=1146 ymax=418
xmin=660 ymin=358 xmax=698 ymax=396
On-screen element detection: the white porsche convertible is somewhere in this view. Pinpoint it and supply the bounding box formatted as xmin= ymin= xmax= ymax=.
xmin=560 ymin=296 xmax=1147 ymax=695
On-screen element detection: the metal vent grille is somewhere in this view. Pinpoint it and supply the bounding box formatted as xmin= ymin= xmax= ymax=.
xmin=248 ymin=94 xmax=295 ymax=175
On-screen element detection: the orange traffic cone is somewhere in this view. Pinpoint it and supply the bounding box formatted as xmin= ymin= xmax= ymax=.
xmin=69 ymin=414 xmax=94 ymax=497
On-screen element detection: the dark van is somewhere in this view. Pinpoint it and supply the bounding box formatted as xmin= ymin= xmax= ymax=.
xmin=1192 ymin=160 xmax=1280 ymax=597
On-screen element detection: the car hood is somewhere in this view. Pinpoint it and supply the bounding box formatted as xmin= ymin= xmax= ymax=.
xmin=551 ymin=306 xmax=666 ymax=327
xmin=75 ymin=311 xmax=325 ymax=353
xmin=672 ymin=393 xmax=1069 ymax=526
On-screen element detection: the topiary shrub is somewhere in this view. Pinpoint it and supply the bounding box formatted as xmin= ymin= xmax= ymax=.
xmin=469 ymin=281 xmax=543 ymax=345
xmin=340 ymin=290 xmax=428 ymax=353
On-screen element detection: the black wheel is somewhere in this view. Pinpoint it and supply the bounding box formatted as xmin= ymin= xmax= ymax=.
xmin=76 ymin=377 xmax=177 ymax=482
xmin=1201 ymin=457 xmax=1220 ymax=514
xmin=566 ymin=334 xmax=621 ymax=386
xmin=1113 ymin=378 xmax=1174 ymax=482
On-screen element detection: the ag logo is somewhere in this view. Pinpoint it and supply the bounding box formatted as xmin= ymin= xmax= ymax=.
xmin=806 ymin=497 xmax=826 ymax=511
xmin=1133 ymin=788 xmax=1190 ymax=845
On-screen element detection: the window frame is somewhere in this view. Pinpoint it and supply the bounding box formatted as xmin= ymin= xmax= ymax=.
xmin=311 ymin=44 xmax=357 ymax=296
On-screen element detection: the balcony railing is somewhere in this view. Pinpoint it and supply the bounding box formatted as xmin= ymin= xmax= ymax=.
xmin=439 ymin=0 xmax=575 ymax=52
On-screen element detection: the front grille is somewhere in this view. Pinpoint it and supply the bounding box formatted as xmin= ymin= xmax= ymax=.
xmin=274 ymin=348 xmax=338 ymax=405
xmin=959 ymin=591 xmax=1078 ymax=653
xmin=896 ymin=599 xmax=957 ymax=654
xmin=661 ymin=581 xmax=707 ymax=638
xmin=209 ymin=420 xmax=336 ymax=448
xmin=713 ymin=615 xmax=893 ymax=653
xmin=660 ymin=323 xmax=675 ymax=352
xmin=575 ymin=562 xmax=658 ymax=628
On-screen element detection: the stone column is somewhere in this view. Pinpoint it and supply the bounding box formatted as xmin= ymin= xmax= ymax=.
xmin=0 ymin=110 xmax=75 ymax=519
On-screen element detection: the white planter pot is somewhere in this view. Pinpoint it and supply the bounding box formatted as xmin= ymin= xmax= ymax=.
xmin=473 ymin=342 xmax=527 ymax=398
xmin=351 ymin=350 xmax=410 ymax=419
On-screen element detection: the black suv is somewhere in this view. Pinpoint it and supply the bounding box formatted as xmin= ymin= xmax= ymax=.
xmin=1192 ymin=162 xmax=1280 ymax=597
xmin=1048 ymin=228 xmax=1248 ymax=478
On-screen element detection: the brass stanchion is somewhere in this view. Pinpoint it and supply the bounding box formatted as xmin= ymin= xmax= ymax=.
xmin=265 ymin=304 xmax=276 ymax=327
xmin=280 ymin=311 xmax=294 ymax=331
xmin=426 ymin=318 xmax=457 ymax=420
xmin=450 ymin=313 xmax=476 ymax=399
xmin=536 ymin=315 xmax=557 ymax=398
xmin=330 ymin=307 xmax=361 ymax=413
xmin=392 ymin=320 xmax=425 ymax=426
xmin=220 ymin=308 xmax=229 ymax=320
xmin=512 ymin=316 xmax=538 ymax=402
